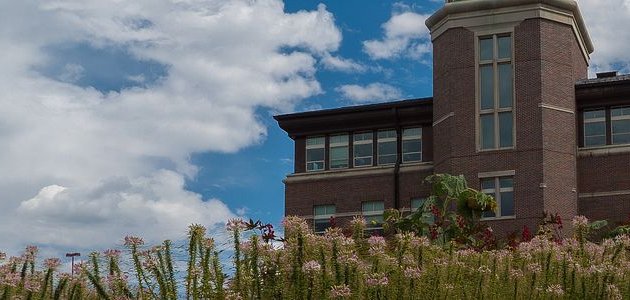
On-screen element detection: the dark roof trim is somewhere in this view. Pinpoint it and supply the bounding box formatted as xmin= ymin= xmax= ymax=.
xmin=274 ymin=97 xmax=433 ymax=121
xmin=576 ymin=75 xmax=630 ymax=88
xmin=426 ymin=0 xmax=593 ymax=54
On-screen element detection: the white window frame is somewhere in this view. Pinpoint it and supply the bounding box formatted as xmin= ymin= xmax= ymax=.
xmin=480 ymin=176 xmax=515 ymax=220
xmin=402 ymin=127 xmax=422 ymax=163
xmin=377 ymin=129 xmax=397 ymax=165
xmin=476 ymin=32 xmax=515 ymax=151
xmin=583 ymin=109 xmax=607 ymax=147
xmin=329 ymin=134 xmax=349 ymax=169
xmin=611 ymin=106 xmax=630 ymax=145
xmin=362 ymin=201 xmax=384 ymax=231
xmin=306 ymin=136 xmax=325 ymax=172
xmin=313 ymin=204 xmax=335 ymax=234
xmin=353 ymin=132 xmax=373 ymax=167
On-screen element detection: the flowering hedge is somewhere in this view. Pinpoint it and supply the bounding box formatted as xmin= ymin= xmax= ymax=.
xmin=1 ymin=215 xmax=629 ymax=300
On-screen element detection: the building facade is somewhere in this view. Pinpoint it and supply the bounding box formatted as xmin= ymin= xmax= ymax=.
xmin=275 ymin=0 xmax=630 ymax=237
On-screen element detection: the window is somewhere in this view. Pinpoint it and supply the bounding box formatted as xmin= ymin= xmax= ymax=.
xmin=306 ymin=137 xmax=325 ymax=171
xmin=584 ymin=109 xmax=606 ymax=147
xmin=313 ymin=205 xmax=335 ymax=234
xmin=481 ymin=177 xmax=514 ymax=219
xmin=411 ymin=198 xmax=424 ymax=212
xmin=377 ymin=130 xmax=397 ymax=165
xmin=402 ymin=128 xmax=422 ymax=162
xmin=411 ymin=198 xmax=435 ymax=224
xmin=354 ymin=132 xmax=373 ymax=167
xmin=362 ymin=201 xmax=384 ymax=233
xmin=479 ymin=34 xmax=514 ymax=150
xmin=611 ymin=106 xmax=630 ymax=144
xmin=329 ymin=134 xmax=349 ymax=169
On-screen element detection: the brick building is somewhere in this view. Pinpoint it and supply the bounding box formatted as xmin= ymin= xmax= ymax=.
xmin=274 ymin=0 xmax=630 ymax=236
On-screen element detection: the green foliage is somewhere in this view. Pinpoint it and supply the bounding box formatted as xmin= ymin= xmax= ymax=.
xmin=385 ymin=173 xmax=497 ymax=249
xmin=0 ymin=216 xmax=630 ymax=299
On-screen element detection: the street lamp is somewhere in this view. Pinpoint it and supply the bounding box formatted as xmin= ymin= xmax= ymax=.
xmin=65 ymin=252 xmax=81 ymax=276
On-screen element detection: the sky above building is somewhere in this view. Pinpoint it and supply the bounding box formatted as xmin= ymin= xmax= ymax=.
xmin=0 ymin=0 xmax=629 ymax=257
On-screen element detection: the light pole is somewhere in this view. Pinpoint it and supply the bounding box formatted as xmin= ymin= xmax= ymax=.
xmin=65 ymin=252 xmax=81 ymax=276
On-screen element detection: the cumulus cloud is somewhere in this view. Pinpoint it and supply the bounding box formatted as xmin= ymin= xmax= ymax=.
xmin=320 ymin=53 xmax=367 ymax=73
xmin=579 ymin=0 xmax=630 ymax=74
xmin=336 ymin=83 xmax=402 ymax=103
xmin=363 ymin=11 xmax=431 ymax=60
xmin=0 ymin=0 xmax=341 ymax=254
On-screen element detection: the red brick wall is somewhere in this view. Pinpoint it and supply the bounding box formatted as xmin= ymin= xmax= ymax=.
xmin=431 ymin=18 xmax=586 ymax=237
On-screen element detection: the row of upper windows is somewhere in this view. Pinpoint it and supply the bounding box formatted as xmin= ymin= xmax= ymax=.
xmin=305 ymin=128 xmax=422 ymax=172
xmin=583 ymin=106 xmax=630 ymax=147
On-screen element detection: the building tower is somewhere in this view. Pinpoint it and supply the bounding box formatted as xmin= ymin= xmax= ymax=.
xmin=427 ymin=0 xmax=593 ymax=235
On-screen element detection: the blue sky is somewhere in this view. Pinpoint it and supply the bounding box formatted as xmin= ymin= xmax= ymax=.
xmin=0 ymin=0 xmax=628 ymax=256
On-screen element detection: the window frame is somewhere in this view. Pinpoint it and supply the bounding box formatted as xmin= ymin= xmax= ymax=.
xmin=583 ymin=109 xmax=607 ymax=147
xmin=611 ymin=106 xmax=630 ymax=145
xmin=305 ymin=136 xmax=325 ymax=172
xmin=353 ymin=131 xmax=374 ymax=167
xmin=329 ymin=134 xmax=349 ymax=169
xmin=402 ymin=127 xmax=422 ymax=163
xmin=480 ymin=176 xmax=515 ymax=220
xmin=313 ymin=204 xmax=336 ymax=234
xmin=476 ymin=32 xmax=515 ymax=151
xmin=362 ymin=200 xmax=384 ymax=232
xmin=377 ymin=129 xmax=397 ymax=165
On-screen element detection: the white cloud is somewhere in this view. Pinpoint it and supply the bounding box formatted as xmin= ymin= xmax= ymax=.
xmin=0 ymin=0 xmax=341 ymax=254
xmin=336 ymin=83 xmax=402 ymax=103
xmin=363 ymin=11 xmax=431 ymax=60
xmin=58 ymin=63 xmax=85 ymax=83
xmin=320 ymin=53 xmax=366 ymax=73
xmin=579 ymin=0 xmax=630 ymax=74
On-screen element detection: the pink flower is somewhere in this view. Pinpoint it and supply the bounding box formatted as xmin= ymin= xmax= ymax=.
xmin=366 ymin=273 xmax=389 ymax=287
xmin=226 ymin=218 xmax=247 ymax=232
xmin=302 ymin=260 xmax=321 ymax=273
xmin=124 ymin=236 xmax=144 ymax=247
xmin=572 ymin=215 xmax=589 ymax=227
xmin=404 ymin=267 xmax=423 ymax=279
xmin=104 ymin=249 xmax=122 ymax=258
xmin=330 ymin=284 xmax=352 ymax=298
xmin=44 ymin=258 xmax=61 ymax=270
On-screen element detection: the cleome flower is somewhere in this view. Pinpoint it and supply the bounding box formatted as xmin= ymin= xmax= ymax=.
xmin=44 ymin=258 xmax=61 ymax=270
xmin=124 ymin=236 xmax=144 ymax=247
xmin=366 ymin=273 xmax=389 ymax=287
xmin=403 ymin=266 xmax=423 ymax=279
xmin=571 ymin=215 xmax=589 ymax=228
xmin=103 ymin=249 xmax=122 ymax=258
xmin=226 ymin=218 xmax=247 ymax=232
xmin=330 ymin=284 xmax=352 ymax=298
xmin=302 ymin=260 xmax=321 ymax=273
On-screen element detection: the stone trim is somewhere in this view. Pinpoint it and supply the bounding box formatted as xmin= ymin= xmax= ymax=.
xmin=578 ymin=190 xmax=630 ymax=198
xmin=426 ymin=1 xmax=593 ymax=62
xmin=284 ymin=162 xmax=434 ymax=183
xmin=477 ymin=170 xmax=516 ymax=178
xmin=433 ymin=112 xmax=455 ymax=127
xmin=578 ymin=145 xmax=630 ymax=157
xmin=539 ymin=103 xmax=574 ymax=114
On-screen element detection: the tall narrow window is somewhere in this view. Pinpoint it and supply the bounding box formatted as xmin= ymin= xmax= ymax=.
xmin=362 ymin=201 xmax=384 ymax=234
xmin=313 ymin=204 xmax=335 ymax=234
xmin=479 ymin=34 xmax=513 ymax=150
xmin=306 ymin=137 xmax=325 ymax=171
xmin=481 ymin=177 xmax=514 ymax=219
xmin=354 ymin=132 xmax=373 ymax=167
xmin=329 ymin=134 xmax=349 ymax=169
xmin=402 ymin=127 xmax=422 ymax=162
xmin=611 ymin=106 xmax=630 ymax=145
xmin=584 ymin=109 xmax=606 ymax=147
xmin=377 ymin=129 xmax=397 ymax=165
